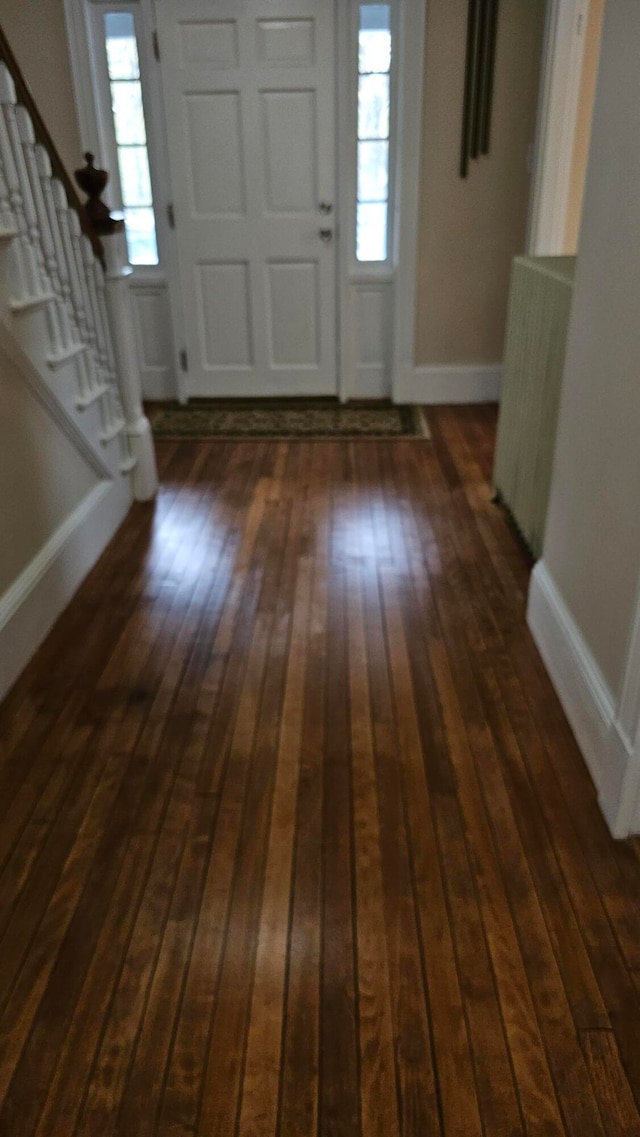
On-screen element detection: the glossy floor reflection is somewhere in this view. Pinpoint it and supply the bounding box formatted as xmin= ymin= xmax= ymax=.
xmin=1 ymin=406 xmax=640 ymax=1137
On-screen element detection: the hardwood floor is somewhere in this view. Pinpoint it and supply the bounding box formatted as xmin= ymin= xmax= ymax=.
xmin=1 ymin=405 xmax=640 ymax=1137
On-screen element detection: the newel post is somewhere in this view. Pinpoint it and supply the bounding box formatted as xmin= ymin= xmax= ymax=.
xmin=101 ymin=223 xmax=158 ymax=500
xmin=76 ymin=154 xmax=158 ymax=501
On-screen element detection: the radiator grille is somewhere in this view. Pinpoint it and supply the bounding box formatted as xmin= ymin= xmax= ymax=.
xmin=493 ymin=256 xmax=575 ymax=558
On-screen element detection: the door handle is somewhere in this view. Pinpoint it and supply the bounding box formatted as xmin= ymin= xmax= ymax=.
xmin=319 ymin=229 xmax=333 ymax=242
xmin=319 ymin=202 xmax=334 ymax=214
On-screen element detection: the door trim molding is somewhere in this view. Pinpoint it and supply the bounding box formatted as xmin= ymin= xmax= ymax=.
xmin=390 ymin=0 xmax=427 ymax=404
xmin=527 ymin=0 xmax=590 ymax=255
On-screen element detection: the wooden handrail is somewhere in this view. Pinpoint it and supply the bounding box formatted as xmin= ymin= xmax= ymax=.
xmin=0 ymin=21 xmax=104 ymax=264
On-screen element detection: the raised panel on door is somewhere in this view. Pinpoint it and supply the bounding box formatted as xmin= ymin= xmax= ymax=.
xmin=261 ymin=91 xmax=317 ymax=214
xmin=180 ymin=21 xmax=239 ymax=67
xmin=257 ymin=20 xmax=316 ymax=67
xmin=185 ymin=93 xmax=246 ymax=217
xmin=157 ymin=0 xmax=337 ymax=398
xmin=196 ymin=263 xmax=254 ymax=371
xmin=267 ymin=262 xmax=319 ymax=368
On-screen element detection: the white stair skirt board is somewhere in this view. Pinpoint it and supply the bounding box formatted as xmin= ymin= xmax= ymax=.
xmin=394 ymin=365 xmax=502 ymax=405
xmin=0 ymin=478 xmax=131 ymax=703
xmin=527 ymin=562 xmax=640 ymax=838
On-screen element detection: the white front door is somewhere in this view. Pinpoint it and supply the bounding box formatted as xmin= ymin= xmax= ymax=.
xmin=156 ymin=0 xmax=337 ymax=398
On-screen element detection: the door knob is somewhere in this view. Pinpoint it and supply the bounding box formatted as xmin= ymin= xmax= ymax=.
xmin=319 ymin=228 xmax=333 ymax=242
xmin=319 ymin=202 xmax=334 ymax=214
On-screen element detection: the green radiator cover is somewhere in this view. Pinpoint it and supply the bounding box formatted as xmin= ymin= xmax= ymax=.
xmin=493 ymin=255 xmax=576 ymax=559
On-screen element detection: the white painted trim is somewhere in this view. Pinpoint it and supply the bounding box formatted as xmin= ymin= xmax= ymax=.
xmin=394 ymin=364 xmax=502 ymax=405
xmin=0 ymin=479 xmax=131 ymax=702
xmin=527 ymin=561 xmax=614 ymax=790
xmin=599 ymin=721 xmax=640 ymax=840
xmin=390 ymin=0 xmax=427 ymax=403
xmin=528 ymin=560 xmax=640 ymax=838
xmin=607 ymin=573 xmax=640 ymax=835
xmin=335 ymin=0 xmax=352 ymax=402
xmin=63 ymin=0 xmax=101 ymax=156
xmin=527 ymin=0 xmax=590 ymax=255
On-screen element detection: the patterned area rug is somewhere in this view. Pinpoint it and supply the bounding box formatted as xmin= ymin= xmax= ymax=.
xmin=150 ymin=401 xmax=430 ymax=440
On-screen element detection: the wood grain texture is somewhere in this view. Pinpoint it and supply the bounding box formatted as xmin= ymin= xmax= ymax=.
xmin=1 ymin=408 xmax=640 ymax=1137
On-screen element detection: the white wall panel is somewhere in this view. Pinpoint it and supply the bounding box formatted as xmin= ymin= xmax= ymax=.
xmin=131 ymin=283 xmax=176 ymax=400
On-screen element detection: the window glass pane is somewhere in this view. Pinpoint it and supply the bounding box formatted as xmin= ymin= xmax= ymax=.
xmin=358 ymin=74 xmax=390 ymax=140
xmin=104 ymin=13 xmax=139 ymax=80
xmin=357 ymin=203 xmax=387 ymax=262
xmin=118 ymin=146 xmax=153 ymax=206
xmin=359 ymin=5 xmax=391 ymax=73
xmin=124 ymin=207 xmax=159 ymax=266
xmin=111 ymin=82 xmax=147 ymax=146
xmin=357 ymin=140 xmax=389 ymax=202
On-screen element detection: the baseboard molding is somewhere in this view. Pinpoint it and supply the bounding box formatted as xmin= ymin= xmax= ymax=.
xmin=526 ymin=562 xmax=640 ymax=836
xmin=0 ymin=478 xmax=131 ymax=702
xmin=527 ymin=561 xmax=615 ymax=791
xmin=394 ymin=364 xmax=502 ymax=405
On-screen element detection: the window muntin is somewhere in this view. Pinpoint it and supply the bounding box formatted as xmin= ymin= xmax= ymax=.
xmin=356 ymin=4 xmax=392 ymax=263
xmin=104 ymin=11 xmax=159 ymax=265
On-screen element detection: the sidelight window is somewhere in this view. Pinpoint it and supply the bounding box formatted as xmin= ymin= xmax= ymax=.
xmin=102 ymin=10 xmax=159 ymax=265
xmin=356 ymin=4 xmax=392 ymax=263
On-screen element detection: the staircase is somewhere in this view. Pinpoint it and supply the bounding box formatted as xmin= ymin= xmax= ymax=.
xmin=0 ymin=40 xmax=158 ymax=701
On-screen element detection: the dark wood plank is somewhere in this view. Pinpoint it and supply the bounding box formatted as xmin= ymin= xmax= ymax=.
xmin=0 ymin=419 xmax=639 ymax=1137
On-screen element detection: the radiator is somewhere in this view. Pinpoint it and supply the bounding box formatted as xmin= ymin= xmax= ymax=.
xmin=493 ymin=255 xmax=575 ymax=558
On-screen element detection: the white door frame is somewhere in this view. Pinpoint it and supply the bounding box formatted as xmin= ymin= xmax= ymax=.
xmin=527 ymin=0 xmax=590 ymax=255
xmin=389 ymin=0 xmax=427 ymax=404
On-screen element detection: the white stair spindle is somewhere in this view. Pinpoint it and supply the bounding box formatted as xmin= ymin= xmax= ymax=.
xmin=52 ymin=183 xmax=99 ymax=406
xmin=15 ymin=107 xmax=67 ymax=358
xmin=82 ymin=235 xmax=110 ymax=381
xmin=69 ymin=209 xmax=103 ymax=394
xmin=0 ymin=159 xmax=16 ymax=237
xmin=0 ymin=64 xmax=38 ymax=301
xmin=48 ymin=176 xmax=94 ymax=404
xmin=34 ymin=144 xmax=81 ymax=360
xmin=3 ymin=91 xmax=48 ymax=302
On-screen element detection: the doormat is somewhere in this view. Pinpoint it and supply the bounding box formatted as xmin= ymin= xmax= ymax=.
xmin=150 ymin=401 xmax=430 ymax=441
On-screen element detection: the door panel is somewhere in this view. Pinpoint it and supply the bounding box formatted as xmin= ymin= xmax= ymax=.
xmin=157 ymin=0 xmax=337 ymax=398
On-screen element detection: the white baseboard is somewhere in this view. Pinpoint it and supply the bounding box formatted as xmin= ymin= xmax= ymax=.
xmin=0 ymin=478 xmax=131 ymax=702
xmin=527 ymin=562 xmax=640 ymax=836
xmin=394 ymin=364 xmax=502 ymax=405
xmin=527 ymin=561 xmax=615 ymax=791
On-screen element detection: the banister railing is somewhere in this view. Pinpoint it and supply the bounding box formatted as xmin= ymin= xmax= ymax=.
xmin=0 ymin=21 xmax=103 ymax=264
xmin=0 ymin=24 xmax=158 ymax=500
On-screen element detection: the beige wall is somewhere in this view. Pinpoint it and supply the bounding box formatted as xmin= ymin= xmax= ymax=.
xmin=1 ymin=0 xmax=82 ymax=176
xmin=0 ymin=344 xmax=99 ymax=598
xmin=415 ymin=0 xmax=546 ymax=366
xmin=541 ymin=0 xmax=640 ymax=697
xmin=563 ymin=0 xmax=604 ymax=254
